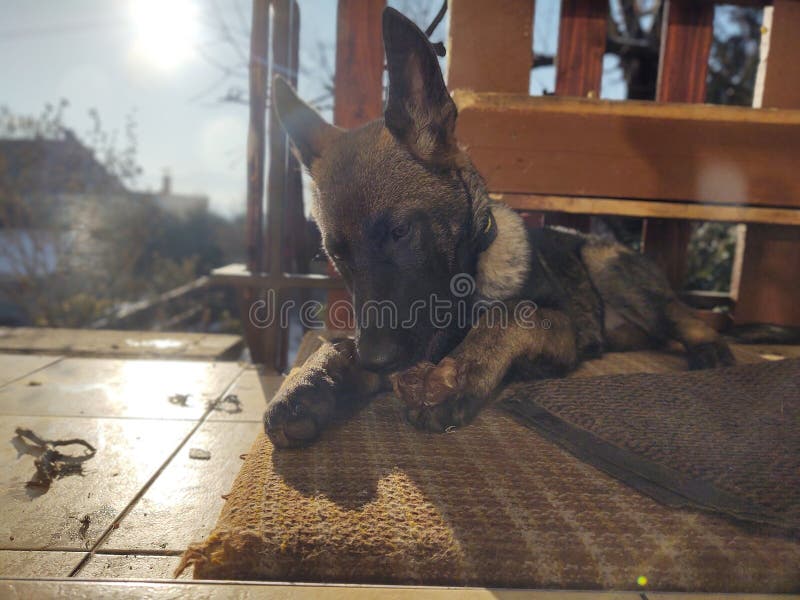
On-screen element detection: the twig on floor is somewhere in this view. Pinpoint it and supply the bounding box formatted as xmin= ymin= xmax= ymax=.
xmin=14 ymin=427 xmax=97 ymax=491
xmin=207 ymin=393 xmax=242 ymax=414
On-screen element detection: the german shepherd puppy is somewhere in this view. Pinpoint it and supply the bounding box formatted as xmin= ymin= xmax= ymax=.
xmin=264 ymin=8 xmax=734 ymax=448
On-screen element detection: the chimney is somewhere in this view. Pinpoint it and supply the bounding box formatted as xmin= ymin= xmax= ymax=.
xmin=161 ymin=171 xmax=172 ymax=195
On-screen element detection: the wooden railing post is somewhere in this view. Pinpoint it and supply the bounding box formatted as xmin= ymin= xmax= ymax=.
xmin=447 ymin=0 xmax=534 ymax=94
xmin=641 ymin=0 xmax=714 ymax=289
xmin=240 ymin=0 xmax=270 ymax=365
xmin=449 ymin=0 xmax=538 ymax=226
xmin=261 ymin=0 xmax=301 ymax=371
xmin=734 ymin=0 xmax=800 ymax=327
xmin=325 ymin=0 xmax=386 ymax=331
xmin=547 ymin=0 xmax=608 ymax=232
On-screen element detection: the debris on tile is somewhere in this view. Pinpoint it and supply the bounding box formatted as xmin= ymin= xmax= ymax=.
xmin=189 ymin=447 xmax=211 ymax=460
xmin=27 ymin=380 xmax=42 ymax=387
xmin=13 ymin=427 xmax=97 ymax=491
xmin=78 ymin=514 xmax=91 ymax=539
xmin=208 ymin=393 xmax=242 ymax=414
xmin=168 ymin=393 xmax=190 ymax=406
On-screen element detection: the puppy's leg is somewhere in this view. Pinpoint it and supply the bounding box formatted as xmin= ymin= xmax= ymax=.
xmin=264 ymin=338 xmax=387 ymax=448
xmin=665 ymin=300 xmax=735 ymax=369
xmin=393 ymin=307 xmax=577 ymax=432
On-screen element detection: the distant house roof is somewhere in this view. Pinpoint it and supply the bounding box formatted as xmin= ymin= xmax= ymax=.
xmin=0 ymin=132 xmax=125 ymax=196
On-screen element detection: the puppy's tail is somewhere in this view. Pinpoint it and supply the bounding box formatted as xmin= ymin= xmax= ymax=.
xmin=724 ymin=323 xmax=800 ymax=345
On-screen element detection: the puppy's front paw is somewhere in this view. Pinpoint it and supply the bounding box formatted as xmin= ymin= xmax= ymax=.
xmin=392 ymin=358 xmax=476 ymax=433
xmin=391 ymin=357 xmax=462 ymax=408
xmin=264 ymin=378 xmax=335 ymax=449
xmin=687 ymin=340 xmax=735 ymax=370
xmin=404 ymin=392 xmax=478 ymax=433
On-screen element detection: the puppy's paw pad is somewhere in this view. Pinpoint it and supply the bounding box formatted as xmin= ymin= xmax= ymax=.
xmin=687 ymin=341 xmax=735 ymax=370
xmin=263 ymin=383 xmax=334 ymax=449
xmin=391 ymin=361 xmax=435 ymax=408
xmin=392 ymin=358 xmax=464 ymax=408
xmin=404 ymin=396 xmax=470 ymax=433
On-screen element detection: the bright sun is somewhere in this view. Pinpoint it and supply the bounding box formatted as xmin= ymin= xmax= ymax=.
xmin=130 ymin=0 xmax=199 ymax=71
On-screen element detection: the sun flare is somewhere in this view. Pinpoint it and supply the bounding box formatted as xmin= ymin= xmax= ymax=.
xmin=130 ymin=0 xmax=199 ymax=71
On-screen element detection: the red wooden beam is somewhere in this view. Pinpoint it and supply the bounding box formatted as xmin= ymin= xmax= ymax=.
xmin=735 ymin=0 xmax=800 ymax=327
xmin=245 ymin=0 xmax=269 ymax=275
xmin=326 ymin=0 xmax=386 ymax=330
xmin=548 ymin=0 xmax=608 ymax=231
xmin=239 ymin=0 xmax=271 ymax=364
xmin=333 ymin=0 xmax=385 ymax=128
xmin=642 ymin=0 xmax=714 ymax=289
xmin=447 ymin=0 xmax=535 ymax=94
xmin=555 ymin=0 xmax=607 ymax=97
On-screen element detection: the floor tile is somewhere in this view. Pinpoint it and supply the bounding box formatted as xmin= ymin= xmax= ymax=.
xmin=206 ymin=367 xmax=282 ymax=423
xmin=0 ymin=550 xmax=84 ymax=578
xmin=1 ymin=416 xmax=194 ymax=550
xmin=0 ymin=580 xmax=649 ymax=599
xmin=0 ymin=358 xmax=242 ymax=419
xmin=0 ymin=328 xmax=242 ymax=360
xmin=0 ymin=354 xmax=62 ymax=388
xmin=77 ymin=553 xmax=189 ymax=580
xmin=99 ymin=421 xmax=262 ymax=552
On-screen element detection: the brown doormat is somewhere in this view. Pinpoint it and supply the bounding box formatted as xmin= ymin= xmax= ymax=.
xmin=501 ymin=358 xmax=800 ymax=533
xmin=178 ymin=349 xmax=800 ymax=592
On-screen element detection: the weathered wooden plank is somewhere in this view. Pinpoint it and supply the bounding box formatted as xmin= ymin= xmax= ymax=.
xmin=0 ymin=328 xmax=242 ymax=360
xmin=495 ymin=193 xmax=800 ymax=225
xmin=0 ymin=354 xmax=61 ymax=388
xmin=77 ymin=554 xmax=190 ymax=580
xmin=0 ymin=580 xmax=654 ymax=599
xmin=245 ymin=0 xmax=268 ymax=275
xmin=549 ymin=0 xmax=608 ymax=231
xmin=0 ymin=550 xmax=84 ymax=578
xmin=98 ymin=421 xmax=262 ymax=553
xmin=555 ymin=0 xmax=607 ymax=97
xmin=0 ymin=416 xmax=194 ymax=550
xmin=238 ymin=0 xmax=270 ymax=365
xmin=735 ymin=224 xmax=800 ymax=326
xmin=334 ymin=0 xmax=385 ymax=128
xmin=655 ymin=0 xmax=714 ymax=104
xmin=641 ymin=217 xmax=693 ymax=287
xmin=453 ymin=92 xmax=800 ymax=208
xmin=643 ymin=0 xmax=715 ymax=288
xmin=0 ymin=357 xmax=242 ymax=420
xmin=735 ymin=0 xmax=800 ymax=327
xmin=447 ymin=0 xmax=534 ymax=93
xmin=758 ymin=0 xmax=800 ymax=108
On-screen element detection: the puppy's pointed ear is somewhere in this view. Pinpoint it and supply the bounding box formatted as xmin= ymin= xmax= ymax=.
xmin=272 ymin=76 xmax=342 ymax=169
xmin=382 ymin=7 xmax=458 ymax=166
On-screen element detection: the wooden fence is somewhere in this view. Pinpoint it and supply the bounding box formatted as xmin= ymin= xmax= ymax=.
xmin=214 ymin=0 xmax=800 ymax=371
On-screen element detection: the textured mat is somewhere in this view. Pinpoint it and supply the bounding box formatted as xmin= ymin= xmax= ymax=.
xmin=178 ymin=344 xmax=800 ymax=591
xmin=502 ymin=358 xmax=800 ymax=532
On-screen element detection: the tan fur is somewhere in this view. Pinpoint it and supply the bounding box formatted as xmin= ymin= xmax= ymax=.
xmin=666 ymin=300 xmax=719 ymax=347
xmin=580 ymin=240 xmax=626 ymax=269
xmin=475 ymin=203 xmax=531 ymax=299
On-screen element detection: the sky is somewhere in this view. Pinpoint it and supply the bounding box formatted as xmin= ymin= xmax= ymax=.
xmin=0 ymin=0 xmax=629 ymax=218
xmin=0 ymin=0 xmax=339 ymax=218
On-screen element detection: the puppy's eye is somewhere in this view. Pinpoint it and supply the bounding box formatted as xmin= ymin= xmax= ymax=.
xmin=391 ymin=223 xmax=410 ymax=241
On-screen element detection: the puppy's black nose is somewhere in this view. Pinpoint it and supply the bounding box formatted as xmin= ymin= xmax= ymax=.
xmin=357 ymin=339 xmax=401 ymax=372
